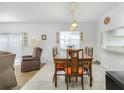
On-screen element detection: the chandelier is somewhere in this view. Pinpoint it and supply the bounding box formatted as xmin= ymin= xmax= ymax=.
xmin=69 ymin=2 xmax=78 ymax=31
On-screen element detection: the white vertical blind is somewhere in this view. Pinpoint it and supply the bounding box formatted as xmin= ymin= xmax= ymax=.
xmin=59 ymin=31 xmax=80 ymax=50
xmin=0 ymin=33 xmax=22 ymax=64
xmin=0 ymin=34 xmax=9 ymax=50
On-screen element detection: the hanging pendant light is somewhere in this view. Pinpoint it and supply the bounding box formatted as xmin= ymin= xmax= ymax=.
xmin=69 ymin=2 xmax=78 ymax=31
xmin=70 ymin=20 xmax=78 ymax=31
xmin=71 ymin=20 xmax=78 ymax=28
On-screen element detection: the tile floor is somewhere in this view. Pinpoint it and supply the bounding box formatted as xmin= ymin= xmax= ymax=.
xmin=21 ymin=62 xmax=106 ymax=90
xmin=12 ymin=63 xmax=45 ymax=90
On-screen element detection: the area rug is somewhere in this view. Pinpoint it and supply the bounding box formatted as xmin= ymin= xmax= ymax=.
xmin=13 ymin=63 xmax=45 ymax=90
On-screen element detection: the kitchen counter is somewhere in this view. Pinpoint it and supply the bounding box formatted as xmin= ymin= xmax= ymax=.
xmin=106 ymin=71 xmax=124 ymax=90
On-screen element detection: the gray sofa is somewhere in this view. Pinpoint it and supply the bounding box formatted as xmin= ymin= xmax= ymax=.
xmin=0 ymin=53 xmax=17 ymax=89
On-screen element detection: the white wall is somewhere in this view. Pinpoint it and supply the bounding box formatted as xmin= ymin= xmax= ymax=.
xmin=0 ymin=22 xmax=97 ymax=63
xmin=97 ymin=4 xmax=124 ymax=71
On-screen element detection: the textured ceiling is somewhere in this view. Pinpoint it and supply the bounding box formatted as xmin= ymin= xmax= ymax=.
xmin=0 ymin=2 xmax=121 ymax=22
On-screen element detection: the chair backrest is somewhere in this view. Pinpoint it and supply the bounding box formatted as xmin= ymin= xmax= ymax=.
xmin=66 ymin=45 xmax=75 ymax=49
xmin=52 ymin=47 xmax=58 ymax=58
xmin=84 ymin=47 xmax=93 ymax=57
xmin=66 ymin=49 xmax=83 ymax=75
xmin=32 ymin=47 xmax=42 ymax=58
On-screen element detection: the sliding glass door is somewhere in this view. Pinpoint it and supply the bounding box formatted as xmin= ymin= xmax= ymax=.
xmin=0 ymin=33 xmax=23 ymax=64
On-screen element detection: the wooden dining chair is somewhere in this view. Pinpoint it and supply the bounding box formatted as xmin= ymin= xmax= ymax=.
xmin=65 ymin=49 xmax=84 ymax=90
xmin=84 ymin=47 xmax=93 ymax=81
xmin=52 ymin=47 xmax=65 ymax=87
xmin=84 ymin=47 xmax=93 ymax=57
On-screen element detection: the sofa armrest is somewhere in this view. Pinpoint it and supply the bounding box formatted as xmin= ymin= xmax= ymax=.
xmin=22 ymin=55 xmax=32 ymax=58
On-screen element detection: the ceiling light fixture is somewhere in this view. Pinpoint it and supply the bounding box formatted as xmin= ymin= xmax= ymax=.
xmin=69 ymin=2 xmax=78 ymax=31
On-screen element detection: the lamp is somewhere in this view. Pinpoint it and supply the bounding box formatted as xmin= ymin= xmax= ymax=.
xmin=69 ymin=2 xmax=78 ymax=31
xmin=70 ymin=19 xmax=78 ymax=31
xmin=31 ymin=38 xmax=40 ymax=48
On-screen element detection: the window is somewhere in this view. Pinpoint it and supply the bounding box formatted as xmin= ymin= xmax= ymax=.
xmin=0 ymin=33 xmax=23 ymax=64
xmin=59 ymin=31 xmax=80 ymax=50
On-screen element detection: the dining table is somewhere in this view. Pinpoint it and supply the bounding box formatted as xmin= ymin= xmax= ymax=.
xmin=54 ymin=50 xmax=93 ymax=87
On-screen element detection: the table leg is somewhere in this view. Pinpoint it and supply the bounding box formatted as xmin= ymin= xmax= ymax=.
xmin=90 ymin=61 xmax=93 ymax=87
xmin=55 ymin=68 xmax=57 ymax=87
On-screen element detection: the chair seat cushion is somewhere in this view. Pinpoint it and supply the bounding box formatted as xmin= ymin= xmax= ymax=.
xmin=56 ymin=63 xmax=65 ymax=69
xmin=65 ymin=66 xmax=83 ymax=75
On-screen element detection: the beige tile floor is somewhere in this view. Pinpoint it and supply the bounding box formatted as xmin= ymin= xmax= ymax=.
xmin=21 ymin=62 xmax=106 ymax=90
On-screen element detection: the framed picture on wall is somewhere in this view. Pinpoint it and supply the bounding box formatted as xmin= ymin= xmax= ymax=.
xmin=23 ymin=32 xmax=28 ymax=47
xmin=41 ymin=35 xmax=47 ymax=40
xmin=80 ymin=32 xmax=83 ymax=41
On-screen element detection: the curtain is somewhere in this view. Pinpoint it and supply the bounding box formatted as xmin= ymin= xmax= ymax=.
xmin=0 ymin=33 xmax=23 ymax=64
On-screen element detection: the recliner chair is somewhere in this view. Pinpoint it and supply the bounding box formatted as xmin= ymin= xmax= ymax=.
xmin=21 ymin=47 xmax=43 ymax=72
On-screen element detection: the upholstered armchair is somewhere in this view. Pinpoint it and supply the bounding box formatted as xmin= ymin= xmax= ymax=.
xmin=21 ymin=47 xmax=43 ymax=72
